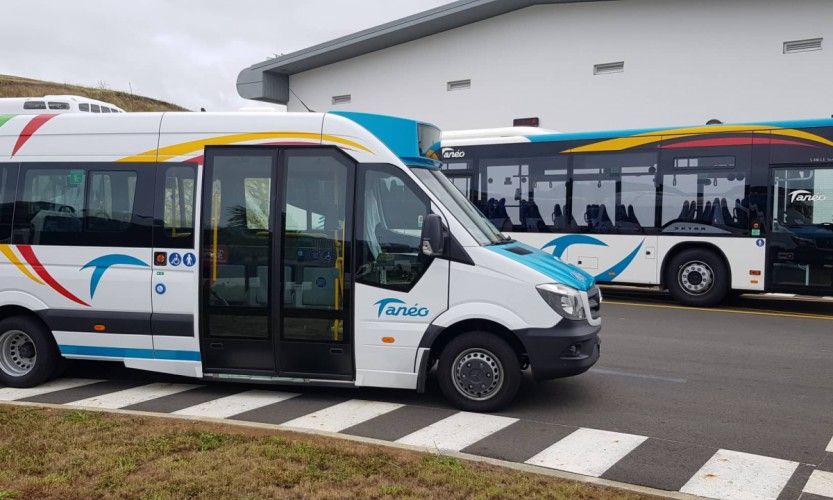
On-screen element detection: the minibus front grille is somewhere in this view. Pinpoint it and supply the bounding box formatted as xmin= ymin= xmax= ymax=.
xmin=587 ymin=287 xmax=601 ymax=319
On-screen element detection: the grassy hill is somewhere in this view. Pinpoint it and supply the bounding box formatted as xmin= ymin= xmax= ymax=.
xmin=0 ymin=74 xmax=187 ymax=112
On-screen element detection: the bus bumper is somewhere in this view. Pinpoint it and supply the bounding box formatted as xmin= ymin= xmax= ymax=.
xmin=516 ymin=320 xmax=600 ymax=381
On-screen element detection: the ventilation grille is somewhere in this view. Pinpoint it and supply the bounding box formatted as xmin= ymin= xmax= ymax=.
xmin=447 ymin=79 xmax=471 ymax=91
xmin=331 ymin=94 xmax=351 ymax=105
xmin=783 ymin=38 xmax=822 ymax=54
xmin=594 ymin=61 xmax=624 ymax=75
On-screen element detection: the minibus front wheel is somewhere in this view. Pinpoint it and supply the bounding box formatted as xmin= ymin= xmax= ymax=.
xmin=437 ymin=331 xmax=521 ymax=412
xmin=0 ymin=316 xmax=59 ymax=388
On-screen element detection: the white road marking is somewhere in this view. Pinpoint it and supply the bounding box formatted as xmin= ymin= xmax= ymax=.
xmin=396 ymin=412 xmax=518 ymax=451
xmin=0 ymin=378 xmax=102 ymax=401
xmin=282 ymin=399 xmax=403 ymax=433
xmin=173 ymin=390 xmax=298 ymax=419
xmin=680 ymin=449 xmax=798 ymax=500
xmin=827 ymin=435 xmax=833 ymax=453
xmin=525 ymin=427 xmax=647 ymax=477
xmin=68 ymin=383 xmax=200 ymax=409
xmin=803 ymin=470 xmax=833 ymax=498
xmin=589 ymin=367 xmax=687 ymax=384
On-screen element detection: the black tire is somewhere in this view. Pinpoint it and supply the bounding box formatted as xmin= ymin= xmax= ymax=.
xmin=437 ymin=331 xmax=521 ymax=412
xmin=666 ymin=248 xmax=729 ymax=307
xmin=0 ymin=316 xmax=59 ymax=388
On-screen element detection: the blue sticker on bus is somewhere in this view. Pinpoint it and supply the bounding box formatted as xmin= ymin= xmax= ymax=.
xmin=155 ymin=283 xmax=167 ymax=295
xmin=169 ymin=252 xmax=182 ymax=266
xmin=183 ymin=252 xmax=196 ymax=267
xmin=756 ymin=239 xmax=765 ymax=247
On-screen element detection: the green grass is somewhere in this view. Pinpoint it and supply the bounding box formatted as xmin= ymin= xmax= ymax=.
xmin=0 ymin=404 xmax=655 ymax=499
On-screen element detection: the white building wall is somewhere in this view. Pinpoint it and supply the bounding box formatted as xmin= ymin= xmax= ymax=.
xmin=287 ymin=0 xmax=833 ymax=132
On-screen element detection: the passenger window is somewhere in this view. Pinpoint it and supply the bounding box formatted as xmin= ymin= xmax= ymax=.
xmin=90 ymin=104 xmax=100 ymax=113
xmin=356 ymin=165 xmax=431 ymax=291
xmin=572 ymin=152 xmax=658 ymax=233
xmin=0 ymin=165 xmax=18 ymax=243
xmin=23 ymin=101 xmax=46 ymax=110
xmin=14 ymin=166 xmax=148 ymax=246
xmin=282 ymin=150 xmax=350 ymax=341
xmin=79 ymin=103 xmax=90 ymax=112
xmin=528 ymin=156 xmax=569 ymax=232
xmin=661 ymin=154 xmax=751 ymax=232
xmin=47 ymin=102 xmax=70 ymax=110
xmin=155 ymin=164 xmax=196 ymax=248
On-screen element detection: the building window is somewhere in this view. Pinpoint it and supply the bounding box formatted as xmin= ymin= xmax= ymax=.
xmin=331 ymin=94 xmax=351 ymax=105
xmin=783 ymin=38 xmax=822 ymax=54
xmin=593 ymin=61 xmax=624 ymax=75
xmin=447 ymin=79 xmax=471 ymax=91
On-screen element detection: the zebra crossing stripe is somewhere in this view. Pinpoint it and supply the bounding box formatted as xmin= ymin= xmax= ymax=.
xmin=68 ymin=383 xmax=201 ymax=409
xmin=804 ymin=470 xmax=833 ymax=498
xmin=173 ymin=389 xmax=299 ymax=419
xmin=680 ymin=449 xmax=799 ymax=500
xmin=827 ymin=435 xmax=833 ymax=453
xmin=525 ymin=427 xmax=647 ymax=477
xmin=282 ymin=399 xmax=403 ymax=433
xmin=396 ymin=412 xmax=518 ymax=451
xmin=0 ymin=378 xmax=101 ymax=401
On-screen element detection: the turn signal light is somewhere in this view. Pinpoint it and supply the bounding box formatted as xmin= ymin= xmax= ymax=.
xmin=749 ymin=270 xmax=761 ymax=276
xmin=94 ymin=324 xmax=106 ymax=332
xmin=382 ymin=337 xmax=395 ymax=344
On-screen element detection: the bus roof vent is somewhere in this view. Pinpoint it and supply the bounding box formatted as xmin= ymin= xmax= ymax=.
xmin=783 ymin=38 xmax=822 ymax=54
xmin=593 ymin=61 xmax=624 ymax=75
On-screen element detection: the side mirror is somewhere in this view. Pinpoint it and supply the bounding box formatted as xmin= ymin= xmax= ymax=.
xmin=421 ymin=213 xmax=445 ymax=257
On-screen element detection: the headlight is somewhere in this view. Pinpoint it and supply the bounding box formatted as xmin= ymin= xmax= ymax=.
xmin=536 ymin=283 xmax=586 ymax=320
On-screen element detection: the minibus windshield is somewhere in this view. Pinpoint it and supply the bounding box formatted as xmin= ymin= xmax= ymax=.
xmin=412 ymin=168 xmax=508 ymax=246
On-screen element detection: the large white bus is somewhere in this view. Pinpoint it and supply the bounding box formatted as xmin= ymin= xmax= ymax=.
xmin=441 ymin=120 xmax=833 ymax=306
xmin=0 ymin=110 xmax=601 ymax=411
xmin=0 ymin=95 xmax=125 ymax=115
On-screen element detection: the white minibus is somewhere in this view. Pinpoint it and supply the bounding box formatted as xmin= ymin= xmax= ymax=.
xmin=0 ymin=110 xmax=600 ymax=411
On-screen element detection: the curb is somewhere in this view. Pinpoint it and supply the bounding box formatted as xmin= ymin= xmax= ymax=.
xmin=1 ymin=400 xmax=703 ymax=500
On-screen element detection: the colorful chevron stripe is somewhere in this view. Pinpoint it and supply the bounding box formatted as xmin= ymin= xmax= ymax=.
xmin=561 ymin=124 xmax=833 ymax=153
xmin=0 ymin=244 xmax=90 ymax=307
xmin=117 ymin=131 xmax=372 ymax=163
xmin=11 ymin=114 xmax=59 ymax=156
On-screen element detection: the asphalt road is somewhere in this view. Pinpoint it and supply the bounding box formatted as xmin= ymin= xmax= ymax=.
xmin=53 ymin=292 xmax=833 ymax=495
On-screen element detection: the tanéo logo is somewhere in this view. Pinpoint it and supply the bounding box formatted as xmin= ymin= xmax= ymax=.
xmin=374 ymin=298 xmax=430 ymax=318
xmin=441 ymin=147 xmax=465 ymax=159
xmin=789 ymin=189 xmax=827 ymax=203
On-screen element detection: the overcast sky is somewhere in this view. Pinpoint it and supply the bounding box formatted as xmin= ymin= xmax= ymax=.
xmin=0 ymin=0 xmax=452 ymax=111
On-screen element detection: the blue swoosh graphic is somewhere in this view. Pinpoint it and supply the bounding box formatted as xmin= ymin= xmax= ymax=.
xmin=542 ymin=234 xmax=607 ymax=258
xmin=540 ymin=235 xmax=645 ymax=283
xmin=594 ymin=240 xmax=644 ymax=282
xmin=81 ymin=254 xmax=149 ymax=298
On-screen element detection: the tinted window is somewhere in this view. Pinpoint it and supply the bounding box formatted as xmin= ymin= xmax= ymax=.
xmin=572 ymin=152 xmax=658 ymax=233
xmin=79 ymin=103 xmax=90 ymax=112
xmin=90 ymin=104 xmax=100 ymax=113
xmin=13 ymin=165 xmax=151 ymax=246
xmin=155 ymin=164 xmax=196 ymax=248
xmin=47 ymin=102 xmax=70 ymax=110
xmin=0 ymin=165 xmax=19 ymax=243
xmin=23 ymin=101 xmax=46 ymax=110
xmin=356 ymin=165 xmax=431 ymax=291
xmin=661 ymin=153 xmax=751 ymax=232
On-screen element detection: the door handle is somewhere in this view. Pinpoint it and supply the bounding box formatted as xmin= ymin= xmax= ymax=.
xmin=209 ymin=342 xmax=223 ymax=350
xmin=330 ymin=348 xmax=344 ymax=355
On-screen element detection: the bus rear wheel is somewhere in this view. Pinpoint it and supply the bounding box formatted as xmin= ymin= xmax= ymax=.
xmin=437 ymin=331 xmax=521 ymax=412
xmin=0 ymin=316 xmax=59 ymax=388
xmin=666 ymin=249 xmax=729 ymax=307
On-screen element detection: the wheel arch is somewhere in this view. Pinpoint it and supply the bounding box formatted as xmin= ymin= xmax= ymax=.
xmin=660 ymin=242 xmax=732 ymax=289
xmin=421 ymin=318 xmax=528 ymax=365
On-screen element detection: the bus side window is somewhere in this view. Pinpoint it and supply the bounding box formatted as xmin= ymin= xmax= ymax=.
xmin=154 ymin=164 xmax=197 ymax=248
xmin=0 ymin=165 xmax=18 ymax=244
xmin=356 ymin=165 xmax=431 ymax=291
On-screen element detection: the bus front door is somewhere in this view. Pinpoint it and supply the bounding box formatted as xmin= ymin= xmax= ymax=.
xmin=769 ymin=165 xmax=833 ymax=294
xmin=200 ymin=147 xmax=354 ymax=380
